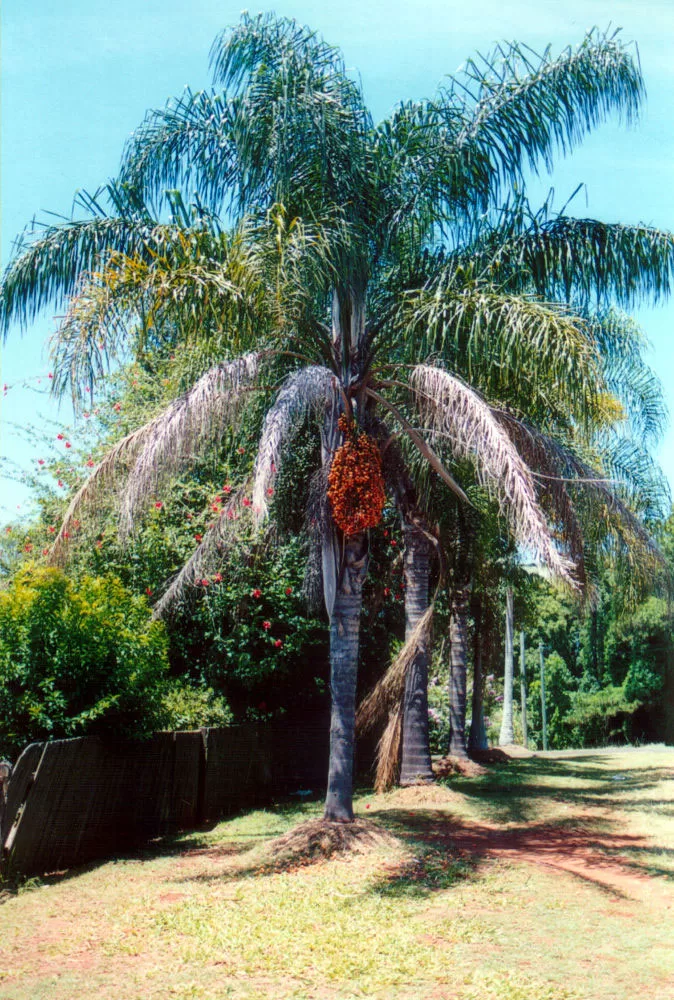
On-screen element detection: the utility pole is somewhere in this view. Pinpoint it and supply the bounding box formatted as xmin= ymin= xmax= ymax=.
xmin=520 ymin=630 xmax=528 ymax=748
xmin=499 ymin=585 xmax=515 ymax=745
xmin=539 ymin=642 xmax=548 ymax=752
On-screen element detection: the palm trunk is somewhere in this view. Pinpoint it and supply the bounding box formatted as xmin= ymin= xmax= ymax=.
xmin=399 ymin=524 xmax=434 ymax=785
xmin=324 ymin=531 xmax=369 ymax=821
xmin=448 ymin=586 xmax=470 ymax=758
xmin=499 ymin=584 xmax=515 ymax=745
xmin=468 ymin=594 xmax=488 ymax=751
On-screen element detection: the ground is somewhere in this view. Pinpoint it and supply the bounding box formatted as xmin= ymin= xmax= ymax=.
xmin=1 ymin=747 xmax=673 ymax=1000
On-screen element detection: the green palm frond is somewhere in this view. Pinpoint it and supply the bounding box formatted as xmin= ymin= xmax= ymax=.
xmin=449 ymin=27 xmax=643 ymax=189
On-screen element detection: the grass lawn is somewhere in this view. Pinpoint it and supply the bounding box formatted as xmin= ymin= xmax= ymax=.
xmin=1 ymin=747 xmax=673 ymax=1000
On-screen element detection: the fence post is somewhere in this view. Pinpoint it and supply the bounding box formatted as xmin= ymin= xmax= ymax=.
xmin=519 ymin=631 xmax=528 ymax=749
xmin=539 ymin=643 xmax=548 ymax=751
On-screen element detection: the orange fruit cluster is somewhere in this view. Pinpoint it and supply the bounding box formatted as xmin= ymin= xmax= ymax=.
xmin=327 ymin=415 xmax=386 ymax=535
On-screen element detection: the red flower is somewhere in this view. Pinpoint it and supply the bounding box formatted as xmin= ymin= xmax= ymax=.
xmin=42 ymin=548 xmax=50 ymax=556
xmin=396 ymin=592 xmax=403 ymax=601
xmin=222 ymin=484 xmax=232 ymax=494
xmin=262 ymin=620 xmax=271 ymax=630
xmin=384 ymin=587 xmax=391 ymax=597
xmin=186 ymin=513 xmax=193 ymax=520
xmin=251 ymin=588 xmax=262 ymax=599
xmin=145 ymin=587 xmax=153 ymax=596
xmin=266 ymin=487 xmax=274 ymax=497
xmin=210 ymin=503 xmax=220 ymax=513
xmin=285 ymin=586 xmax=292 ymax=596
xmin=4 ymin=527 xmax=11 ymax=535
xmin=24 ymin=543 xmax=33 ymax=553
xmin=65 ymin=442 xmax=71 ymax=449
xmin=154 ymin=501 xmax=163 ymax=510
xmin=390 ymin=539 xmax=397 ymax=547
xmin=212 ymin=572 xmax=223 ymax=583
xmin=37 ymin=458 xmax=45 ymax=465
xmin=57 ymin=433 xmax=64 ymax=441
xmin=242 ymin=497 xmax=252 ymax=507
xmin=63 ymin=531 xmax=70 ymax=539
xmin=201 ymin=578 xmax=210 ymax=587
xmin=237 ymin=446 xmax=246 ymax=455
xmin=47 ymin=526 xmax=55 ymax=534
xmin=274 ymin=639 xmax=283 ymax=649
xmin=48 ymin=373 xmax=53 ymax=379
xmin=194 ymin=533 xmax=203 ymax=542
xmin=96 ymin=540 xmax=103 ymax=549
xmin=365 ymin=804 xmax=371 ymax=810
xmin=226 ymin=510 xmax=237 ymax=520
xmin=383 ymin=530 xmax=389 ymax=538
xmin=113 ymin=402 xmax=121 ymax=412
xmin=86 ymin=459 xmax=95 ymax=468
xmin=57 ymin=480 xmax=64 ymax=488
xmin=83 ymin=412 xmax=90 ymax=419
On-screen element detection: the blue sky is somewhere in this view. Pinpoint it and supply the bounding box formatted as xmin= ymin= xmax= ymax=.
xmin=2 ymin=0 xmax=673 ymax=519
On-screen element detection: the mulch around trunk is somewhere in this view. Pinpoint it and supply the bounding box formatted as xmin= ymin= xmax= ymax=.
xmin=265 ymin=817 xmax=400 ymax=865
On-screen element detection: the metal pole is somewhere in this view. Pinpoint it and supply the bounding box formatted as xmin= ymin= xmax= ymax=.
xmin=520 ymin=630 xmax=528 ymax=748
xmin=539 ymin=642 xmax=548 ymax=752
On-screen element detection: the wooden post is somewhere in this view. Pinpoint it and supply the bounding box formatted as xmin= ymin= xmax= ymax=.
xmin=519 ymin=631 xmax=528 ymax=749
xmin=539 ymin=642 xmax=548 ymax=751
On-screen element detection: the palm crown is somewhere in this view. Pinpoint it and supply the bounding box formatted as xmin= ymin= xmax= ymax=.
xmin=1 ymin=14 xmax=671 ymax=819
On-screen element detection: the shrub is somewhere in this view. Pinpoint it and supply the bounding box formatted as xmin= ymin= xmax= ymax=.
xmin=0 ymin=566 xmax=170 ymax=758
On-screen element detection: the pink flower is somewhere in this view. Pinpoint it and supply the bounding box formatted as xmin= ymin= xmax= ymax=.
xmin=251 ymin=588 xmax=262 ymax=599
xmin=48 ymin=373 xmax=53 ymax=379
xmin=154 ymin=502 xmax=163 ymax=510
xmin=222 ymin=484 xmax=232 ymax=494
xmin=226 ymin=510 xmax=238 ymax=521
xmin=83 ymin=412 xmax=90 ymax=419
xmin=57 ymin=480 xmax=64 ymax=488
xmin=186 ymin=513 xmax=193 ymax=520
xmin=57 ymin=433 xmax=64 ymax=441
xmin=266 ymin=487 xmax=274 ymax=497
xmin=65 ymin=442 xmax=71 ymax=449
xmin=113 ymin=402 xmax=121 ymax=412
xmin=212 ymin=572 xmax=222 ymax=583
xmin=274 ymin=639 xmax=283 ymax=649
xmin=242 ymin=497 xmax=252 ymax=508
xmin=37 ymin=459 xmax=45 ymax=465
xmin=262 ymin=620 xmax=271 ymax=630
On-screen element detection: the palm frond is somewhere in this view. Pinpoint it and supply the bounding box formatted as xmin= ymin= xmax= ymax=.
xmin=152 ymin=487 xmax=254 ymax=618
xmin=401 ymin=282 xmax=602 ymax=426
xmin=252 ymin=366 xmax=337 ymax=519
xmin=120 ymin=354 xmax=260 ymax=537
xmin=410 ymin=365 xmax=576 ymax=585
xmin=452 ymin=28 xmax=643 ymax=189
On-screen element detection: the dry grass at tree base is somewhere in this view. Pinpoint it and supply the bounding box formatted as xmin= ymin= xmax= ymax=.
xmin=2 ymin=747 xmax=674 ymax=1000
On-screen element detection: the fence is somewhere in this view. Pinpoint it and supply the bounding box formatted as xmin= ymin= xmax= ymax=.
xmin=1 ymin=718 xmax=331 ymax=879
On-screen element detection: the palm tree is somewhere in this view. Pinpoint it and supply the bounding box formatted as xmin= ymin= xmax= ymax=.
xmin=2 ymin=15 xmax=673 ymax=819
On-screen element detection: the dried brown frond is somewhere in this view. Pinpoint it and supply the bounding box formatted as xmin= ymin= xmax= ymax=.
xmin=411 ymin=364 xmax=576 ymax=587
xmin=48 ymin=423 xmax=156 ymax=566
xmin=120 ymin=353 xmax=259 ymax=537
xmin=356 ymin=605 xmax=434 ymax=736
xmin=252 ymin=365 xmax=337 ymax=519
xmin=265 ymin=817 xmax=398 ymax=866
xmin=374 ymin=709 xmax=403 ymax=793
xmin=152 ymin=485 xmax=256 ymax=618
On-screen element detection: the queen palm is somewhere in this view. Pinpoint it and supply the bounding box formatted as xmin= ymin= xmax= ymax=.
xmin=3 ymin=15 xmax=673 ymax=820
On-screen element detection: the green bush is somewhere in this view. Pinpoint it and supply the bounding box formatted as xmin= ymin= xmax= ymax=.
xmin=0 ymin=566 xmax=171 ymax=758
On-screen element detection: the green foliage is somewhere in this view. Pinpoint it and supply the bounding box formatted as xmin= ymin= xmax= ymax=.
xmin=160 ymin=682 xmax=232 ymax=730
xmin=0 ymin=566 xmax=170 ymax=758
